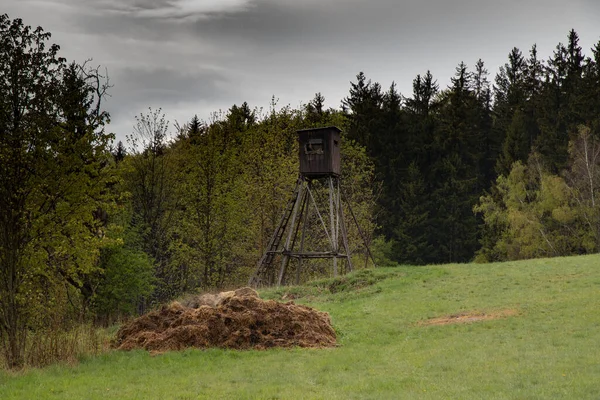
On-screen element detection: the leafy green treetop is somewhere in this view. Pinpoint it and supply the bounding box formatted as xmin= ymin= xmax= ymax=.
xmin=0 ymin=14 xmax=114 ymax=368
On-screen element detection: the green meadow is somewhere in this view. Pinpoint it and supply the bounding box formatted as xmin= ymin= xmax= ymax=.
xmin=2 ymin=254 xmax=600 ymax=399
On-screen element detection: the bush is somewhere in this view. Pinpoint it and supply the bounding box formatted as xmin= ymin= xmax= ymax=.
xmin=93 ymin=246 xmax=154 ymax=323
xmin=370 ymin=235 xmax=398 ymax=267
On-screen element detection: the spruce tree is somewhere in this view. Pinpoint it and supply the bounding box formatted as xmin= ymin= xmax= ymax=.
xmin=342 ymin=72 xmax=384 ymax=148
xmin=473 ymin=59 xmax=496 ymax=185
xmin=582 ymin=41 xmax=600 ymax=134
xmin=306 ymin=92 xmax=328 ymax=125
xmin=376 ymin=82 xmax=405 ymax=239
xmin=391 ymin=72 xmax=439 ymax=263
xmin=537 ymin=39 xmax=570 ymax=172
xmin=493 ymin=47 xmax=529 ymax=176
xmin=428 ymin=62 xmax=482 ymax=262
xmin=187 ymin=114 xmax=204 ymax=144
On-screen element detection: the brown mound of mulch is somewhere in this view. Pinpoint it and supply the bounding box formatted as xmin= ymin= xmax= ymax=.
xmin=114 ymin=288 xmax=336 ymax=352
xmin=419 ymin=309 xmax=519 ymax=326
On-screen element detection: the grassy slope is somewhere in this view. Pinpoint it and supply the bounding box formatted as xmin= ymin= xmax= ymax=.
xmin=2 ymin=254 xmax=600 ymax=399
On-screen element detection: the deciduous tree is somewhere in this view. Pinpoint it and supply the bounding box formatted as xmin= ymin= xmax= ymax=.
xmin=0 ymin=14 xmax=113 ymax=367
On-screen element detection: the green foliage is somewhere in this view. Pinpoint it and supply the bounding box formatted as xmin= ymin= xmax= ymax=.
xmin=170 ymin=116 xmax=254 ymax=289
xmin=338 ymin=135 xmax=378 ymax=268
xmin=564 ymin=125 xmax=600 ymax=251
xmin=392 ymin=162 xmax=431 ymax=264
xmin=0 ymin=14 xmax=114 ymax=368
xmin=425 ymin=63 xmax=486 ymax=263
xmin=496 ymin=109 xmax=531 ymax=176
xmin=342 ymin=72 xmax=384 ymax=148
xmin=475 ymin=131 xmax=600 ymax=262
xmin=342 ymin=62 xmax=497 ymax=265
xmin=370 ymin=235 xmax=397 ymax=267
xmin=123 ymin=108 xmax=182 ymax=302
xmin=474 ymin=32 xmax=600 ymax=262
xmin=233 ymin=104 xmax=301 ymax=278
xmin=93 ymin=246 xmax=154 ymax=321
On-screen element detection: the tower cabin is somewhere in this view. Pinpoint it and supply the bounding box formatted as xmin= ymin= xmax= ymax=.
xmin=297 ymin=126 xmax=341 ymax=178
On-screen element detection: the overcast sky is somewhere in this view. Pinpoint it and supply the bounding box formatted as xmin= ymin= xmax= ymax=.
xmin=4 ymin=0 xmax=600 ymax=142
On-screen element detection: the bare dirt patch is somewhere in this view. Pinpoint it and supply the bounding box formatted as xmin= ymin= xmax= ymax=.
xmin=114 ymin=288 xmax=336 ymax=352
xmin=419 ymin=309 xmax=519 ymax=326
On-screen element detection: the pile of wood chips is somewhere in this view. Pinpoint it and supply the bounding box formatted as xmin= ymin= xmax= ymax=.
xmin=115 ymin=288 xmax=336 ymax=352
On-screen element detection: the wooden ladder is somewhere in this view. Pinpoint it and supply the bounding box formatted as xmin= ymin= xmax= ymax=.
xmin=248 ymin=177 xmax=304 ymax=286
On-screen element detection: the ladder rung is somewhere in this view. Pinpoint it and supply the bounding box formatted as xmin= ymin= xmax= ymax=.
xmin=252 ymin=177 xmax=305 ymax=286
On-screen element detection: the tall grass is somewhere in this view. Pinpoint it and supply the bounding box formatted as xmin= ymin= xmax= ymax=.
xmin=1 ymin=324 xmax=113 ymax=369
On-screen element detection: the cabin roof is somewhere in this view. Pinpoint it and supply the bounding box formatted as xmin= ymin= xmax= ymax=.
xmin=296 ymin=126 xmax=341 ymax=134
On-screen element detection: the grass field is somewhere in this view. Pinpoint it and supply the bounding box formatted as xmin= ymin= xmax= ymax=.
xmin=2 ymin=254 xmax=600 ymax=399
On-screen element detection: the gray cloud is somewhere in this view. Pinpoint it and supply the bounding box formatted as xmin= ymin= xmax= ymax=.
xmin=4 ymin=0 xmax=600 ymax=142
xmin=104 ymin=66 xmax=233 ymax=136
xmin=76 ymin=0 xmax=254 ymax=20
xmin=109 ymin=66 xmax=228 ymax=108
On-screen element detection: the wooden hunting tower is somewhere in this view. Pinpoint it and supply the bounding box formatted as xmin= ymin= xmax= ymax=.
xmin=298 ymin=126 xmax=341 ymax=178
xmin=249 ymin=126 xmax=375 ymax=288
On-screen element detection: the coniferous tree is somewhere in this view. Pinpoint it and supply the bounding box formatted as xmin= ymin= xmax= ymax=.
xmin=428 ymin=62 xmax=483 ymax=262
xmin=494 ymin=47 xmax=530 ymax=175
xmin=187 ymin=114 xmax=204 ymax=144
xmin=221 ymin=102 xmax=255 ymax=150
xmin=473 ymin=59 xmax=496 ymax=185
xmin=112 ymin=141 xmax=127 ymax=163
xmin=392 ymin=72 xmax=438 ymax=263
xmin=306 ymin=92 xmax=329 ymax=125
xmin=582 ymin=40 xmax=600 ymax=134
xmin=476 ymin=31 xmax=600 ymax=262
xmin=500 ymin=109 xmax=530 ymax=173
xmin=391 ymin=161 xmax=432 ymax=264
xmin=227 ymin=102 xmax=255 ymax=132
xmin=342 ymin=72 xmax=384 ymax=149
xmin=522 ymin=45 xmax=543 ymax=155
xmin=537 ymin=40 xmax=570 ymax=172
xmin=562 ymin=30 xmax=587 ymax=135
xmin=376 ymin=82 xmax=405 ymax=238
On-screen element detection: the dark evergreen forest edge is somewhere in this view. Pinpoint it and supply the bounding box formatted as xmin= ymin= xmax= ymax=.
xmin=1 ymin=12 xmax=599 ymax=367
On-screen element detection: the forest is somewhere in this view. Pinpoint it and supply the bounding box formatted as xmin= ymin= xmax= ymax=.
xmin=1 ymin=12 xmax=600 ymax=368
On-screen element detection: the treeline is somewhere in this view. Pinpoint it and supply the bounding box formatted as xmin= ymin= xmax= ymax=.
xmin=346 ymin=30 xmax=600 ymax=264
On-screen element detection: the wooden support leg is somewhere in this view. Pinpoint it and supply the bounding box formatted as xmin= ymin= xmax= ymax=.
xmin=297 ymin=181 xmax=311 ymax=285
xmin=278 ymin=179 xmax=305 ymax=286
xmin=338 ymin=179 xmax=353 ymax=273
xmin=329 ymin=177 xmax=338 ymax=277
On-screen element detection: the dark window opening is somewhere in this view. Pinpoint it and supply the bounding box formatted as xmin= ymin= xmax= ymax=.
xmin=305 ymin=138 xmax=324 ymax=155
